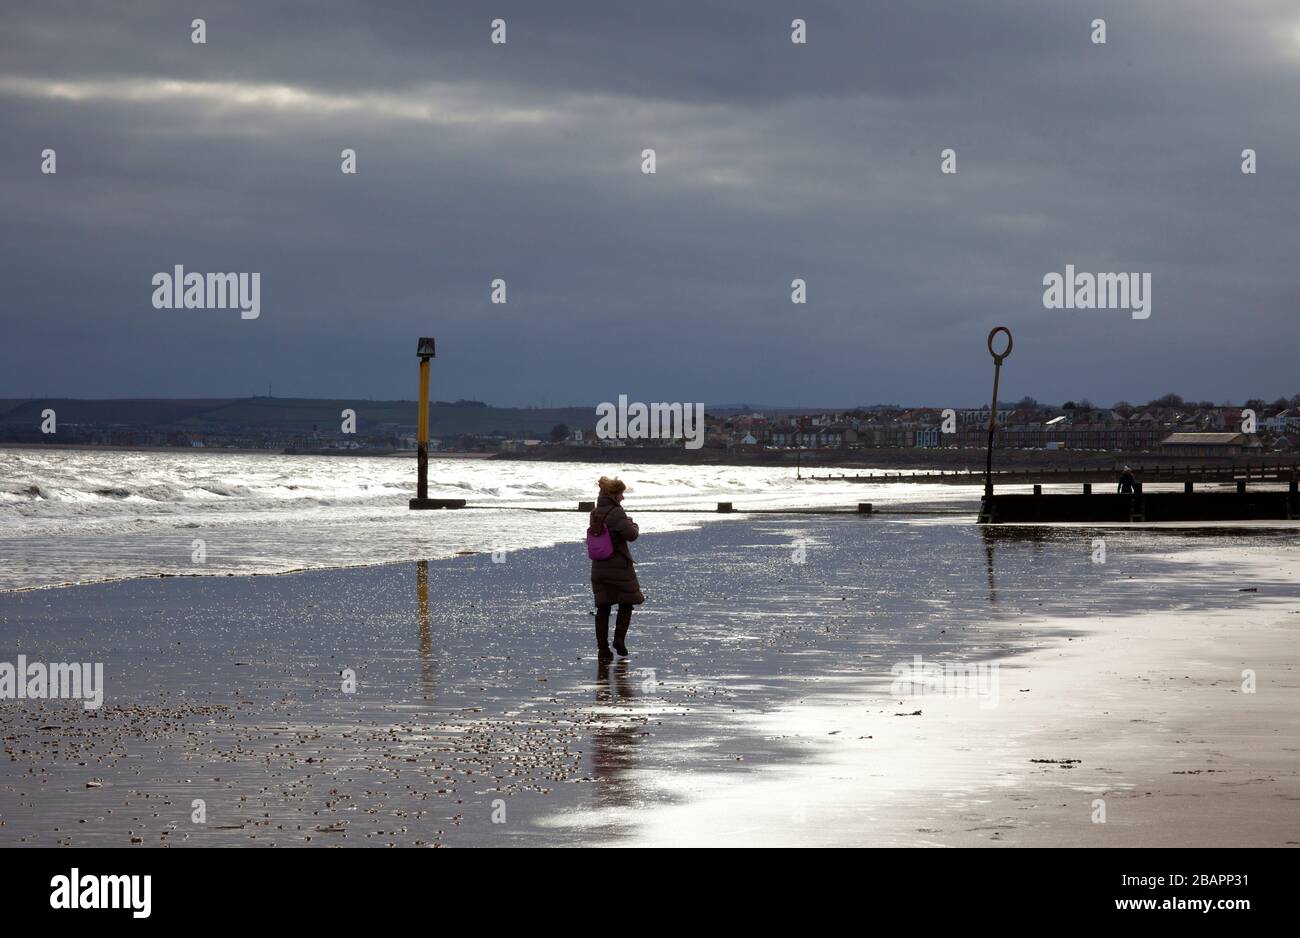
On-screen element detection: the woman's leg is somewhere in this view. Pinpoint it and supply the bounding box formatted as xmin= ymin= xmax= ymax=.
xmin=612 ymin=603 xmax=633 ymax=656
xmin=595 ymin=604 xmax=613 ymax=656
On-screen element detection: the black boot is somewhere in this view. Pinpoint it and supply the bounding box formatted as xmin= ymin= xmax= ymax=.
xmin=612 ymin=605 xmax=632 ymax=657
xmin=595 ymin=606 xmax=613 ymax=658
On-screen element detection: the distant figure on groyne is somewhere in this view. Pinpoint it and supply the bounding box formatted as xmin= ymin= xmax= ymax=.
xmin=1118 ymin=466 xmax=1136 ymax=494
xmin=587 ymin=476 xmax=645 ymax=659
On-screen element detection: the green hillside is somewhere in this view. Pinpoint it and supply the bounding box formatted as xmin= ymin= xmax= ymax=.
xmin=0 ymin=399 xmax=240 ymax=426
xmin=188 ymin=398 xmax=594 ymax=435
xmin=0 ymin=397 xmax=595 ymax=438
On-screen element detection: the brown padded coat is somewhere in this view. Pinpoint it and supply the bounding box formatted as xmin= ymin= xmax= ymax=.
xmin=589 ymin=494 xmax=645 ymax=606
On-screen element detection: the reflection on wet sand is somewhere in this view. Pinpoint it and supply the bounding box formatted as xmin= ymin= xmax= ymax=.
xmin=416 ymin=560 xmax=435 ymax=697
xmin=980 ymin=524 xmax=1057 ymax=604
xmin=980 ymin=526 xmax=998 ymax=603
xmin=590 ymin=659 xmax=641 ymax=809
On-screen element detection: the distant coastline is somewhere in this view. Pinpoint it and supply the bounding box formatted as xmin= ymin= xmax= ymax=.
xmin=5 ymin=439 xmax=1295 ymax=474
xmin=3 ymin=396 xmax=1295 ymax=462
xmin=487 ymin=445 xmax=1293 ymax=473
xmin=0 ymin=441 xmax=493 ymax=458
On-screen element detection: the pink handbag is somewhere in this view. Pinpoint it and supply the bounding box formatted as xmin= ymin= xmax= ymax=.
xmin=586 ymin=512 xmax=615 ymax=560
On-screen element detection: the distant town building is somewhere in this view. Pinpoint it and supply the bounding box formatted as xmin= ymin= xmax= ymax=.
xmin=1159 ymin=432 xmax=1260 ymax=458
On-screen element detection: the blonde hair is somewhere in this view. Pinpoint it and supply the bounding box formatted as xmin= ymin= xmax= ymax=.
xmin=597 ymin=476 xmax=626 ymax=498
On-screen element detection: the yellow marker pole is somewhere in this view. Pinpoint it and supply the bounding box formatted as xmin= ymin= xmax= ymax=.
xmin=417 ymin=356 xmax=430 ymax=501
xmin=409 ymin=337 xmax=465 ymax=510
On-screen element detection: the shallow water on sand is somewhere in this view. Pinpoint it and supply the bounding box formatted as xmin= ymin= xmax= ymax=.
xmin=1 ymin=515 xmax=1293 ymax=846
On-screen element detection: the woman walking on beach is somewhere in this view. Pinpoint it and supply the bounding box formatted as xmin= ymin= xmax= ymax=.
xmin=588 ymin=476 xmax=645 ymax=659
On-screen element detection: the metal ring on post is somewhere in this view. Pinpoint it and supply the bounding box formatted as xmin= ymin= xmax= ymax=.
xmin=987 ymin=326 xmax=1013 ymax=363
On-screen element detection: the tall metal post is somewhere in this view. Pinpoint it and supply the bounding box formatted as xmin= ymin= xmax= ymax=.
xmin=979 ymin=327 xmax=1013 ymax=523
xmin=417 ymin=348 xmax=431 ymax=501
xmin=409 ymin=337 xmax=467 ymax=510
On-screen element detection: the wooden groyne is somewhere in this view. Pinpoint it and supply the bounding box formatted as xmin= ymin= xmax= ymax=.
xmin=980 ymin=483 xmax=1300 ymax=524
xmin=809 ymin=462 xmax=1299 ymax=486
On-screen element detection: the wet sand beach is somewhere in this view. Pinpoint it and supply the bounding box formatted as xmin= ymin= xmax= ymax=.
xmin=1 ymin=516 xmax=1297 ymax=847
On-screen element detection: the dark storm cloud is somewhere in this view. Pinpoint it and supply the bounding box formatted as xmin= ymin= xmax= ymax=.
xmin=1 ymin=1 xmax=1297 ymax=407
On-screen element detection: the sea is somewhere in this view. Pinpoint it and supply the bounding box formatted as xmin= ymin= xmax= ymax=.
xmin=0 ymin=448 xmax=980 ymax=591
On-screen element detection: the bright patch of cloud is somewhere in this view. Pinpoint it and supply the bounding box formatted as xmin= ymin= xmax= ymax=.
xmin=0 ymin=74 xmax=557 ymax=127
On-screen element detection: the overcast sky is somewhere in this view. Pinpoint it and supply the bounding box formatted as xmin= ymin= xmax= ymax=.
xmin=2 ymin=1 xmax=1297 ymax=408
